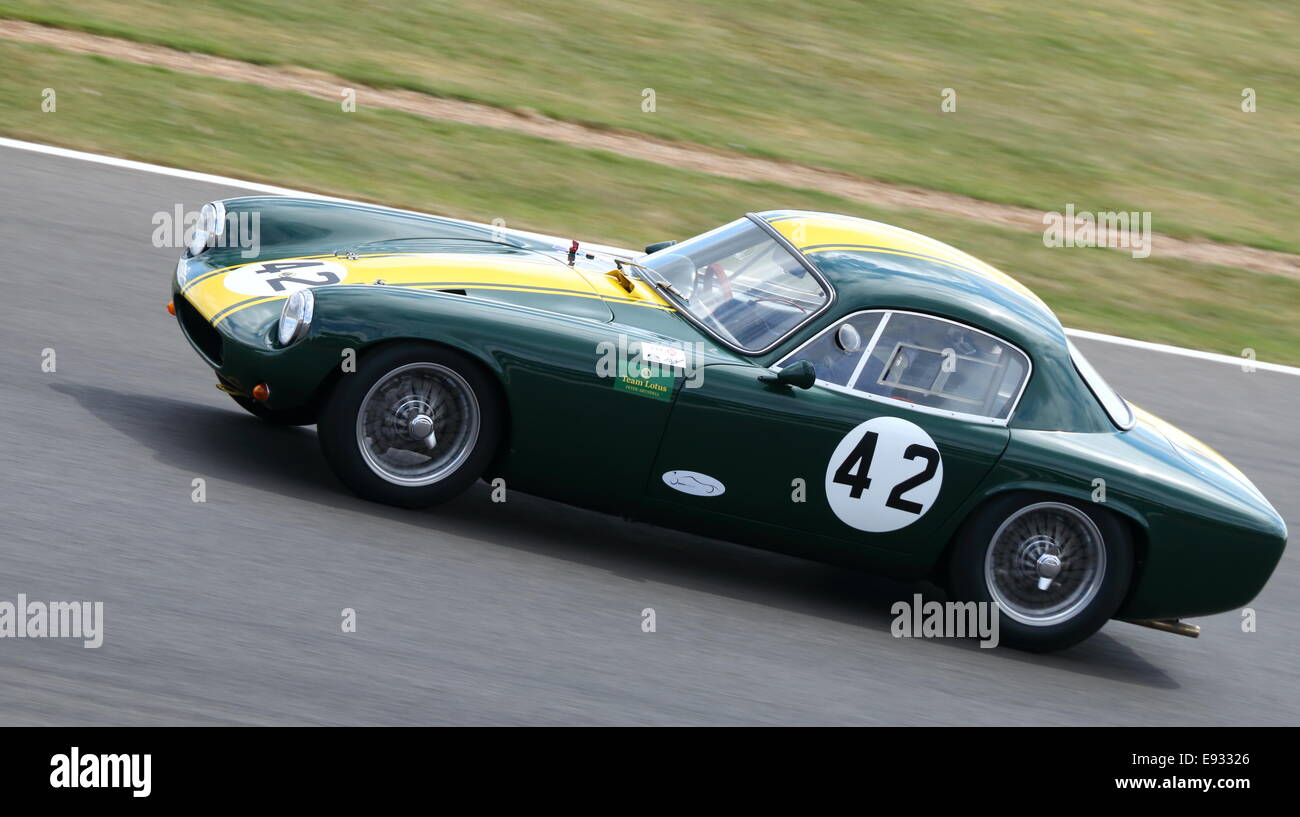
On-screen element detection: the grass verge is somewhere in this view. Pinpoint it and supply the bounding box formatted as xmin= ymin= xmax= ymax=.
xmin=4 ymin=0 xmax=1298 ymax=254
xmin=2 ymin=39 xmax=1297 ymax=364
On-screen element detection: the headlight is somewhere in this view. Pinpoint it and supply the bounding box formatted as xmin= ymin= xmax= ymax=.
xmin=277 ymin=289 xmax=315 ymax=346
xmin=186 ymin=201 xmax=227 ymax=257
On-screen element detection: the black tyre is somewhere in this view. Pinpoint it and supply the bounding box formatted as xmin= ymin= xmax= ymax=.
xmin=317 ymin=344 xmax=502 ymax=509
xmin=230 ymin=394 xmax=317 ymax=426
xmin=947 ymin=493 xmax=1133 ymax=652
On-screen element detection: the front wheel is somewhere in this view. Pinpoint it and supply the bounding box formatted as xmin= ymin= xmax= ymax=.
xmin=317 ymin=344 xmax=502 ymax=508
xmin=947 ymin=494 xmax=1133 ymax=652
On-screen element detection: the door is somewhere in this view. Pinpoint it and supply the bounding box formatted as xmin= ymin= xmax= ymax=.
xmin=647 ymin=310 xmax=1030 ymax=554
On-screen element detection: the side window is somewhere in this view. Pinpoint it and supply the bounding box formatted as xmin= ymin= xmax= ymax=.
xmin=781 ymin=311 xmax=1030 ymax=422
xmin=782 ymin=312 xmax=884 ymax=386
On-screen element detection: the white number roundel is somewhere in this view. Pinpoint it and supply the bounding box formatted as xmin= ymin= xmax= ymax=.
xmin=824 ymin=416 xmax=944 ymax=533
xmin=224 ymin=259 xmax=349 ymax=296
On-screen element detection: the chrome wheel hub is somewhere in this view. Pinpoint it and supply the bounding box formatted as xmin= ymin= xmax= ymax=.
xmin=1034 ymin=551 xmax=1062 ymax=591
xmin=984 ymin=502 xmax=1106 ymax=626
xmin=407 ymin=412 xmax=436 ymax=444
xmin=356 ymin=363 xmax=480 ymax=486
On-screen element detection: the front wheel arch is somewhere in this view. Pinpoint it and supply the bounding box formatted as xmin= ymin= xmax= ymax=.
xmin=307 ymin=337 xmax=512 ymax=451
xmin=316 ymin=340 xmax=509 ymax=508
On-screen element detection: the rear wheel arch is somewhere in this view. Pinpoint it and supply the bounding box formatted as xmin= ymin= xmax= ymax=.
xmin=940 ymin=488 xmax=1141 ymax=650
xmin=938 ymin=485 xmax=1148 ymax=573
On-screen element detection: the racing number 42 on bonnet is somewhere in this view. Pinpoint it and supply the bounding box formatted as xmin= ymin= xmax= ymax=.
xmin=169 ymin=199 xmax=1287 ymax=652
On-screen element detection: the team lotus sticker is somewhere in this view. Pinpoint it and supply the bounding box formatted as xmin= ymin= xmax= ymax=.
xmin=824 ymin=416 xmax=943 ymax=532
xmin=224 ymin=258 xmax=349 ymax=297
xmin=662 ymin=470 xmax=726 ymax=497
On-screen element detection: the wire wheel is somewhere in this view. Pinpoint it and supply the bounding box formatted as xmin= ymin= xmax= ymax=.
xmin=355 ymin=362 xmax=480 ymax=486
xmin=983 ymin=501 xmax=1107 ymax=626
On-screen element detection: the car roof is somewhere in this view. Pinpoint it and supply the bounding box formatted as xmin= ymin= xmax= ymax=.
xmin=756 ymin=211 xmax=1112 ymax=432
xmin=758 ymin=210 xmax=1063 ymax=352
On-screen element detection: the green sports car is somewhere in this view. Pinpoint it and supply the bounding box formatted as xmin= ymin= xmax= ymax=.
xmin=170 ymin=197 xmax=1287 ymax=651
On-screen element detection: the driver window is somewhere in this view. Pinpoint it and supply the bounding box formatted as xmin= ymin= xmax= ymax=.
xmin=780 ymin=311 xmax=1030 ymax=422
xmin=782 ymin=312 xmax=884 ymax=386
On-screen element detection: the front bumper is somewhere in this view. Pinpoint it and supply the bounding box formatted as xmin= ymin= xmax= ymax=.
xmin=172 ymin=287 xmax=340 ymax=413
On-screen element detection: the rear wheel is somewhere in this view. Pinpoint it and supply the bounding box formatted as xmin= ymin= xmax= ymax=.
xmin=947 ymin=494 xmax=1133 ymax=651
xmin=317 ymin=344 xmax=501 ymax=508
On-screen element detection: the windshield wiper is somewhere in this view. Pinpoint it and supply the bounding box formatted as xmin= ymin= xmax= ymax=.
xmin=615 ymin=259 xmax=689 ymax=301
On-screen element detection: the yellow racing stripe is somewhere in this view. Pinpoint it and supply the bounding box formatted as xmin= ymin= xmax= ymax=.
xmin=1131 ymin=404 xmax=1239 ymax=474
xmin=181 ymin=254 xmax=336 ymax=294
xmin=764 ymin=212 xmax=1044 ymax=305
xmin=183 ymin=252 xmax=672 ymax=324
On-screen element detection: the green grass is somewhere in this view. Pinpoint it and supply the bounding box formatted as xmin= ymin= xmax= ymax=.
xmin=2 ymin=39 xmax=1298 ymax=364
xmin=3 ymin=0 xmax=1298 ymax=255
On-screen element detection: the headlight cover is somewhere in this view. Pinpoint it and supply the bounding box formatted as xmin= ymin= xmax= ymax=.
xmin=277 ymin=289 xmax=315 ymax=346
xmin=187 ymin=201 xmax=227 ymax=257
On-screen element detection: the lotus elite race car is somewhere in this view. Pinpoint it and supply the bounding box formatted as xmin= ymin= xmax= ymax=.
xmin=169 ymin=198 xmax=1287 ymax=651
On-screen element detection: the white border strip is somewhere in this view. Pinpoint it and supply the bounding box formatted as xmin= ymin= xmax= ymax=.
xmin=0 ymin=136 xmax=317 ymax=197
xmin=0 ymin=136 xmax=636 ymax=259
xmin=4 ymin=136 xmax=1298 ymax=377
xmin=1063 ymin=329 xmax=1298 ymax=376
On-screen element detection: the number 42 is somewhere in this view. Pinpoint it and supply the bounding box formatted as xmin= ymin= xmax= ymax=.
xmin=832 ymin=431 xmax=940 ymax=514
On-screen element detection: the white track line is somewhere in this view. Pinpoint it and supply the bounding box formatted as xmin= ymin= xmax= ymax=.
xmin=1062 ymin=329 xmax=1297 ymax=376
xmin=5 ymin=136 xmax=1298 ymax=377
xmin=0 ymin=137 xmax=635 ymax=258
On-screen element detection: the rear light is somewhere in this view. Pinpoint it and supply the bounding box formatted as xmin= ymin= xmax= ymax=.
xmin=252 ymin=383 xmax=271 ymax=402
xmin=166 ymin=301 xmax=176 ymax=316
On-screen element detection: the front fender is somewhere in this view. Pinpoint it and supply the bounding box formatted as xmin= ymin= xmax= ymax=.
xmin=239 ymin=285 xmax=569 ymax=410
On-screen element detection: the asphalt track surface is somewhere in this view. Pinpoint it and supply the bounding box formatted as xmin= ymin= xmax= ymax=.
xmin=1 ymin=145 xmax=1296 ymax=725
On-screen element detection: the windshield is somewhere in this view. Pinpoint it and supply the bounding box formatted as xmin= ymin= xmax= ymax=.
xmin=639 ymin=218 xmax=830 ymax=352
